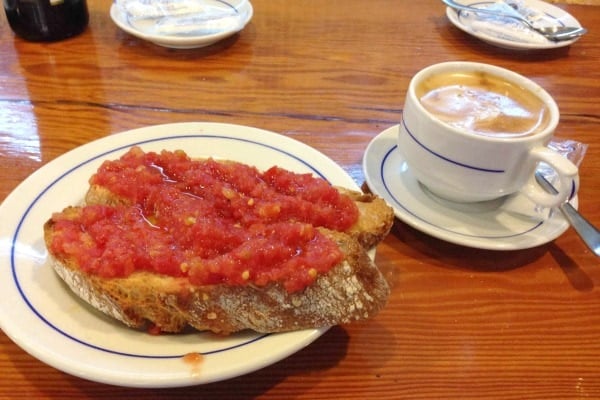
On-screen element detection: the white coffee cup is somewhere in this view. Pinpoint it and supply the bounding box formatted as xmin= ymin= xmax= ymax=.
xmin=397 ymin=61 xmax=578 ymax=208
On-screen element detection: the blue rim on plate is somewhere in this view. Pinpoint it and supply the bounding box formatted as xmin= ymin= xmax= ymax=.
xmin=0 ymin=122 xmax=359 ymax=388
xmin=362 ymin=125 xmax=575 ymax=250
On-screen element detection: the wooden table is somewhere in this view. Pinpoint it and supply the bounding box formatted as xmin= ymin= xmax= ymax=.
xmin=1 ymin=0 xmax=599 ymax=398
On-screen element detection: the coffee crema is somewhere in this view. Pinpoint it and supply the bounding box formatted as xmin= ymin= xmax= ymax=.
xmin=416 ymin=71 xmax=550 ymax=138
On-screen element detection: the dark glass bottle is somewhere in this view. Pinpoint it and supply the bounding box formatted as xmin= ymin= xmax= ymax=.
xmin=3 ymin=0 xmax=88 ymax=41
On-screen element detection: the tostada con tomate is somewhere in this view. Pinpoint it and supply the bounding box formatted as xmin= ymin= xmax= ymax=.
xmin=44 ymin=146 xmax=394 ymax=334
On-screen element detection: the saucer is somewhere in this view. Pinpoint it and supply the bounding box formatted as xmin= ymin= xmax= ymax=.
xmin=445 ymin=0 xmax=584 ymax=50
xmin=362 ymin=126 xmax=576 ymax=250
xmin=110 ymin=0 xmax=253 ymax=49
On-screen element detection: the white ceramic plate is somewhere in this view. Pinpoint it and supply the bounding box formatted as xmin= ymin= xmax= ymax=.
xmin=445 ymin=0 xmax=583 ymax=50
xmin=0 ymin=122 xmax=361 ymax=388
xmin=363 ymin=126 xmax=576 ymax=250
xmin=110 ymin=0 xmax=253 ymax=49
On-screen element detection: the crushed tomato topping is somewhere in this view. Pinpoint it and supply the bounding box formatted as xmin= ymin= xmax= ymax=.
xmin=48 ymin=147 xmax=360 ymax=292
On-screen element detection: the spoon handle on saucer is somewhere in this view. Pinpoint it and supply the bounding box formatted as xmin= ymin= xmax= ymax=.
xmin=535 ymin=172 xmax=600 ymax=256
xmin=558 ymin=202 xmax=600 ymax=256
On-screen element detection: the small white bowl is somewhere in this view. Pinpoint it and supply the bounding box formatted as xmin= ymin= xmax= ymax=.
xmin=110 ymin=0 xmax=253 ymax=49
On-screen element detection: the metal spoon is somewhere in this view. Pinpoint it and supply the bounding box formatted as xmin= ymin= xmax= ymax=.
xmin=535 ymin=172 xmax=600 ymax=256
xmin=442 ymin=0 xmax=588 ymax=42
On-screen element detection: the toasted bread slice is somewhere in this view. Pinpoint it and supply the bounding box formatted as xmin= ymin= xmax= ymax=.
xmin=45 ymin=151 xmax=394 ymax=334
xmin=45 ymin=223 xmax=390 ymax=334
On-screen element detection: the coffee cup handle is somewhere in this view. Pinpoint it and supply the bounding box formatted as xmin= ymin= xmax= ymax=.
xmin=521 ymin=146 xmax=579 ymax=208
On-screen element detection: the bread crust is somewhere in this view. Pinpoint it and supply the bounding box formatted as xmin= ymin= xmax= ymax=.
xmin=338 ymin=187 xmax=395 ymax=249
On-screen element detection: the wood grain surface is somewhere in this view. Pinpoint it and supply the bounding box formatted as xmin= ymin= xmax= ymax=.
xmin=1 ymin=0 xmax=599 ymax=399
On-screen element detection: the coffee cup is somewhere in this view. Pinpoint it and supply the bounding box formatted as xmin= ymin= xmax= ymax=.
xmin=397 ymin=61 xmax=578 ymax=208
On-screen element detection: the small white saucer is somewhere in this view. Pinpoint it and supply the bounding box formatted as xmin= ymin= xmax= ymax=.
xmin=362 ymin=126 xmax=576 ymax=251
xmin=445 ymin=0 xmax=583 ymax=50
xmin=110 ymin=0 xmax=253 ymax=49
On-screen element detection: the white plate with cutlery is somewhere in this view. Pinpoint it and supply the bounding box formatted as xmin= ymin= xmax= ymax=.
xmin=445 ymin=0 xmax=585 ymax=50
